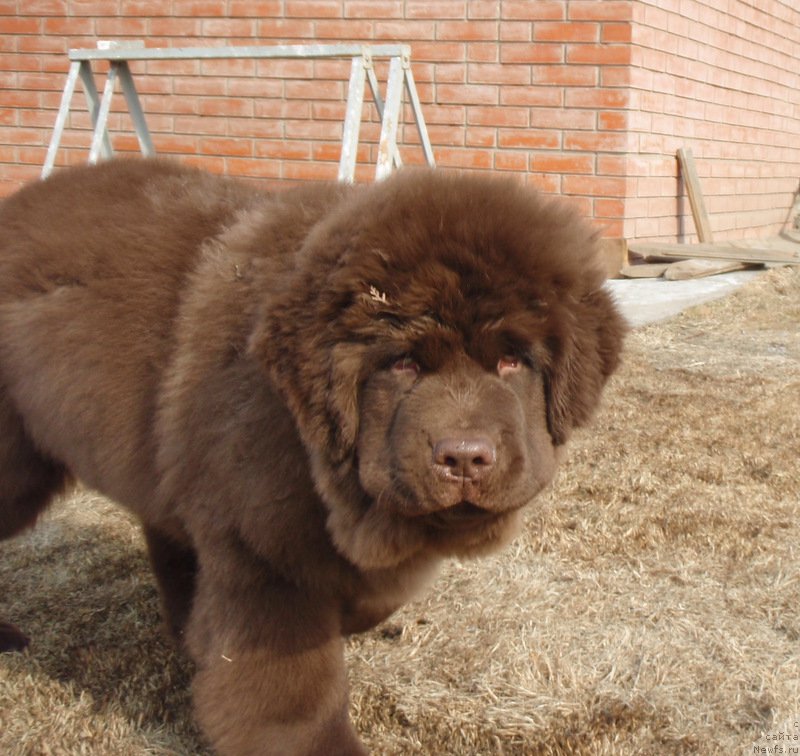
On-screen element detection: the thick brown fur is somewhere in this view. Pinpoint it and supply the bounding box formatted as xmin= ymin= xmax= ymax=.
xmin=0 ymin=159 xmax=625 ymax=755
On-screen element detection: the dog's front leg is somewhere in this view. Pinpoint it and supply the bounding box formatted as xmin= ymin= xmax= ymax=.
xmin=185 ymin=538 xmax=367 ymax=756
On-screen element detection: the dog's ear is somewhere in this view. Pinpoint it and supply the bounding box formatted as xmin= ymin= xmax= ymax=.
xmin=248 ymin=289 xmax=367 ymax=465
xmin=326 ymin=342 xmax=369 ymax=454
xmin=545 ymin=287 xmax=626 ymax=446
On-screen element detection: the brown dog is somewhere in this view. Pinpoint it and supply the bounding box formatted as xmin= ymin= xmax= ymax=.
xmin=0 ymin=160 xmax=625 ymax=754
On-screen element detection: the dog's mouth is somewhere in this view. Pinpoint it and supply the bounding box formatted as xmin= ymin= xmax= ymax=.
xmin=425 ymin=501 xmax=498 ymax=530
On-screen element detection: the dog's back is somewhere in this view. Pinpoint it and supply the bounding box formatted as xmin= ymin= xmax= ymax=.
xmin=0 ymin=160 xmax=256 ymax=513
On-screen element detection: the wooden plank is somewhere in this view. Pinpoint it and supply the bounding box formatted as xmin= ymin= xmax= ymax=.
xmin=620 ymin=263 xmax=670 ymax=278
xmin=678 ymin=147 xmax=714 ymax=243
xmin=628 ymin=240 xmax=800 ymax=264
xmin=662 ymin=258 xmax=756 ymax=280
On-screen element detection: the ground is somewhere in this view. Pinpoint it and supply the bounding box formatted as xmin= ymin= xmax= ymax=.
xmin=1 ymin=267 xmax=798 ymax=755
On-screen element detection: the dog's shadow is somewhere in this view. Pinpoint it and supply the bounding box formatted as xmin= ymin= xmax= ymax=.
xmin=0 ymin=504 xmax=209 ymax=752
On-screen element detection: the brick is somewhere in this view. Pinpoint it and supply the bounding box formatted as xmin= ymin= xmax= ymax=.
xmin=468 ymin=1 xmax=500 ymax=20
xmin=501 ymin=1 xmax=564 ymax=21
xmin=564 ymin=131 xmax=628 ymax=152
xmin=283 ymin=119 xmax=343 ymax=140
xmin=9 ymin=71 xmax=54 ymax=91
xmin=16 ymin=36 xmax=68 ymax=54
xmin=120 ymin=0 xmax=174 ymax=15
xmin=534 ymin=22 xmax=598 ymax=42
xmin=594 ymin=198 xmax=625 ymax=218
xmin=228 ymin=0 xmax=282 ymax=15
xmin=285 ymin=80 xmax=344 ymax=100
xmin=69 ymin=0 xmax=119 ymax=15
xmin=172 ymin=0 xmax=227 ymax=16
xmin=467 ymin=105 xmax=528 ymax=127
xmin=257 ymin=18 xmax=315 ymax=37
xmin=601 ymin=22 xmax=632 ymax=43
xmin=596 ymin=155 xmax=627 ymax=175
xmin=421 ymin=104 xmax=467 ymax=125
xmin=344 ymin=1 xmax=403 ymax=19
xmin=562 ymin=174 xmax=627 ymax=197
xmin=256 ymin=140 xmax=312 ymax=160
xmin=465 ymin=126 xmax=495 ymax=147
xmin=17 ymin=147 xmax=47 ymax=165
xmin=499 ymin=21 xmax=532 ymax=42
xmin=225 ymin=156 xmax=282 ymax=179
xmin=436 ymin=20 xmax=497 ymax=41
xmin=436 ymin=63 xmax=467 ymax=83
xmin=149 ymin=134 xmax=199 ymax=153
xmin=284 ymin=0 xmax=340 ymax=17
xmin=500 ymin=86 xmax=562 ymax=107
xmin=311 ymin=101 xmax=346 ymax=121
xmin=568 ymin=1 xmax=633 ymax=22
xmin=282 ymin=160 xmax=338 ymax=181
xmin=374 ymin=20 xmax=434 ymax=39
xmin=0 ymin=52 xmax=43 ymax=72
xmin=95 ymin=18 xmax=148 ymax=36
xmin=434 ymin=146 xmax=492 ymax=169
xmin=148 ymin=17 xmax=203 ymax=36
xmin=14 ymin=0 xmax=65 ymax=12
xmin=565 ymin=88 xmax=629 ymax=109
xmin=500 ymin=43 xmax=563 ymax=64
xmin=600 ymin=66 xmax=632 ymax=87
xmin=598 ymin=110 xmax=627 ymax=130
xmin=197 ymin=97 xmax=254 ymax=118
xmin=498 ymin=129 xmax=560 ymax=149
xmin=406 ymin=0 xmax=465 ymax=19
xmin=436 ymin=83 xmax=498 ymax=105
xmin=566 ymin=44 xmax=631 ymax=66
xmin=0 ymin=17 xmax=41 ymax=33
xmin=466 ymin=42 xmax=498 ymax=62
xmin=199 ymin=136 xmax=254 ymax=156
xmin=201 ymin=18 xmax=258 ymax=37
xmin=527 ymin=173 xmax=561 ymax=193
xmin=18 ymin=108 xmax=51 ymax=126
xmin=173 ymin=76 xmax=226 ymax=96
xmin=533 ymin=64 xmax=597 ymax=86
xmin=468 ymin=63 xmax=530 ymax=85
xmin=532 ymin=153 xmax=594 ymax=173
xmin=494 ymin=150 xmax=528 ymax=171
xmin=311 ymin=142 xmax=343 ymax=162
xmin=408 ymin=41 xmax=465 ymax=62
xmin=423 ymin=124 xmax=464 ymax=146
xmin=228 ymin=116 xmax=283 ymax=138
xmin=313 ymin=20 xmax=373 ymax=38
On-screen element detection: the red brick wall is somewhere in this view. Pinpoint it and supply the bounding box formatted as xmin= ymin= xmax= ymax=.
xmin=1 ymin=0 xmax=798 ymax=241
xmin=627 ymin=0 xmax=800 ymax=241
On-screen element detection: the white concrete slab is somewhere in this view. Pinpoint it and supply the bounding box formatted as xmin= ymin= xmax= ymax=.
xmin=605 ymin=270 xmax=762 ymax=328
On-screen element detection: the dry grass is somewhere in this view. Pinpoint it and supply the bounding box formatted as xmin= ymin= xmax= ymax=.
xmin=2 ymin=267 xmax=799 ymax=755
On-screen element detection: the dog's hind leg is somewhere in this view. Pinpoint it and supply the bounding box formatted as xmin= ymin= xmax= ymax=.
xmin=143 ymin=523 xmax=198 ymax=642
xmin=0 ymin=389 xmax=67 ymax=539
xmin=0 ymin=386 xmax=69 ymax=652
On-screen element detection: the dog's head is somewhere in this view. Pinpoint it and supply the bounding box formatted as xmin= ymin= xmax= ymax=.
xmin=250 ymin=169 xmax=626 ymax=568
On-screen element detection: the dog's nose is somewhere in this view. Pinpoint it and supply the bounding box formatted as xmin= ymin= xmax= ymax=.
xmin=432 ymin=435 xmax=496 ymax=482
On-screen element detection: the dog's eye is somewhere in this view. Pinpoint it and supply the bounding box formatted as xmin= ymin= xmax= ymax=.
xmin=497 ymin=355 xmax=522 ymax=376
xmin=392 ymin=356 xmax=420 ymax=375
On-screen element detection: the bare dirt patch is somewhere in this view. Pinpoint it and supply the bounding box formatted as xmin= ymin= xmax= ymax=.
xmin=1 ymin=267 xmax=798 ymax=755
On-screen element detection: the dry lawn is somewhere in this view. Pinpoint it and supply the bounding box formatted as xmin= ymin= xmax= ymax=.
xmin=1 ymin=267 xmax=798 ymax=755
